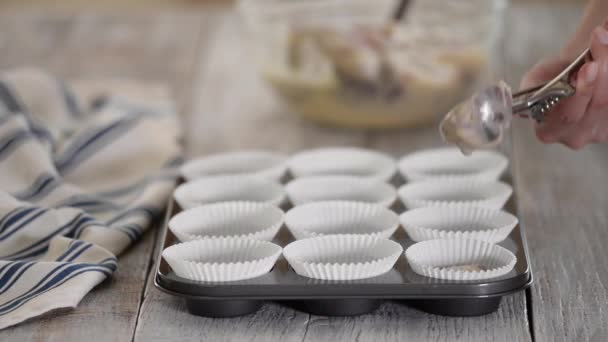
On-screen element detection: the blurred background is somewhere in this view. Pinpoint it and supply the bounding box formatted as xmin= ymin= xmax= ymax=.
xmin=0 ymin=0 xmax=588 ymax=8
xmin=0 ymin=0 xmax=589 ymax=150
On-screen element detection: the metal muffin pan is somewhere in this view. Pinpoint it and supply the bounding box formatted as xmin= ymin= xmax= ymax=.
xmin=154 ymin=174 xmax=532 ymax=318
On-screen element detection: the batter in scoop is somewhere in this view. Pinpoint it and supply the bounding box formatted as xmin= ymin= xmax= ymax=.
xmin=439 ymin=81 xmax=513 ymax=155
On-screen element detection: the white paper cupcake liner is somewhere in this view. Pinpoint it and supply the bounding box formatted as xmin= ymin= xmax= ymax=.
xmin=399 ymin=206 xmax=518 ymax=242
xmin=398 ymin=147 xmax=508 ymax=182
xmin=397 ymin=179 xmax=512 ymax=210
xmin=288 ymin=147 xmax=396 ymax=181
xmin=162 ymin=238 xmax=282 ymax=282
xmin=181 ymin=150 xmax=287 ymax=182
xmin=405 ymin=238 xmax=517 ymax=280
xmin=286 ymin=176 xmax=397 ymax=207
xmin=168 ymin=201 xmax=284 ymax=242
xmin=283 ymin=234 xmax=403 ymax=280
xmin=285 ymin=201 xmax=400 ymax=240
xmin=174 ymin=175 xmax=285 ymax=210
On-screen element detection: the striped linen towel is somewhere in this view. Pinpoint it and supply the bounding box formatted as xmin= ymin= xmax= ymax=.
xmin=0 ymin=69 xmax=181 ymax=329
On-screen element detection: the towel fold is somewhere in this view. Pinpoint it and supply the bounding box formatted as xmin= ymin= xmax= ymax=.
xmin=0 ymin=69 xmax=181 ymax=330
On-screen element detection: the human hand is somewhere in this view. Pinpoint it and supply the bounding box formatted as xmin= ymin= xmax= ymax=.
xmin=520 ymin=21 xmax=608 ymax=149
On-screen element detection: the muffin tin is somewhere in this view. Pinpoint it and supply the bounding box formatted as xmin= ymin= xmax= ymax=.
xmin=154 ymin=148 xmax=532 ymax=318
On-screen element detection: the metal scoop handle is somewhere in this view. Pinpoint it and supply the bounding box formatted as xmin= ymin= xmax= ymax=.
xmin=512 ymin=48 xmax=592 ymax=122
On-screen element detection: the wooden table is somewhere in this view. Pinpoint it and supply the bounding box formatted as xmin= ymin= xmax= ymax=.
xmin=1 ymin=2 xmax=607 ymax=341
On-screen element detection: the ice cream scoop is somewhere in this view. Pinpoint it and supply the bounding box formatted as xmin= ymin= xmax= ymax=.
xmin=440 ymin=47 xmax=591 ymax=154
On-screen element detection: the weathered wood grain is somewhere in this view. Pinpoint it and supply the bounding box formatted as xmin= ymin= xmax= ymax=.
xmin=0 ymin=10 xmax=203 ymax=341
xmin=301 ymin=298 xmax=530 ymax=342
xmin=505 ymin=4 xmax=608 ymax=342
xmin=136 ymin=300 xmax=310 ymax=342
xmin=512 ymin=121 xmax=608 ymax=342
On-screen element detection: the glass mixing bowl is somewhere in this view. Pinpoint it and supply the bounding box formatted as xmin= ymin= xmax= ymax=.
xmin=238 ymin=0 xmax=506 ymax=129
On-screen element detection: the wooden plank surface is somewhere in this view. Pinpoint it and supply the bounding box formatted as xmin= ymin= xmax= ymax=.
xmin=504 ymin=4 xmax=608 ymax=342
xmin=0 ymin=10 xmax=204 ymax=341
xmin=1 ymin=0 xmax=604 ymax=341
xmin=134 ymin=13 xmax=533 ymax=342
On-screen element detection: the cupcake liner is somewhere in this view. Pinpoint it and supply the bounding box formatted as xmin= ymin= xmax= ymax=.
xmin=283 ymin=234 xmax=403 ymax=280
xmin=397 ymin=179 xmax=512 ymax=210
xmin=288 ymin=147 xmax=396 ymax=181
xmin=399 ymin=206 xmax=518 ymax=242
xmin=398 ymin=147 xmax=508 ymax=182
xmin=286 ymin=176 xmax=397 ymax=207
xmin=162 ymin=238 xmax=282 ymax=282
xmin=181 ymin=150 xmax=287 ymax=182
xmin=285 ymin=201 xmax=400 ymax=239
xmin=168 ymin=201 xmax=284 ymax=242
xmin=405 ymin=238 xmax=517 ymax=280
xmin=174 ymin=176 xmax=285 ymax=209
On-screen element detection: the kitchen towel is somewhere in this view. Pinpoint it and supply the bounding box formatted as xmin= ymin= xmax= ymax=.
xmin=0 ymin=69 xmax=181 ymax=329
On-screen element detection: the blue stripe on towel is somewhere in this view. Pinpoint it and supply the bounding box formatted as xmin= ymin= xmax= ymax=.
xmin=7 ymin=245 xmax=49 ymax=262
xmin=0 ymin=207 xmax=38 ymax=235
xmin=0 ymin=260 xmax=117 ymax=315
xmin=55 ymin=240 xmax=85 ymax=262
xmin=12 ymin=173 xmax=61 ymax=202
xmin=114 ymin=227 xmax=136 ymax=242
xmin=0 ymin=263 xmax=73 ymax=306
xmin=65 ymin=244 xmax=92 ymax=262
xmin=54 ymin=196 xmax=119 ymax=213
xmin=0 ymin=261 xmax=15 ymax=278
xmin=0 ymin=262 xmax=22 ymax=284
xmin=0 ymin=81 xmax=56 ymax=150
xmin=0 ymin=82 xmax=24 ymax=113
xmin=0 ymin=262 xmax=35 ymax=295
xmin=56 ymin=78 xmax=81 ymax=117
xmin=72 ymin=218 xmax=105 ymax=239
xmin=0 ymin=261 xmax=30 ymax=289
xmin=55 ymin=241 xmax=93 ymax=263
xmin=55 ymin=116 xmax=140 ymax=174
xmin=0 ymin=266 xmax=113 ymax=315
xmin=0 ymin=214 xmax=93 ymax=260
xmin=0 ymin=208 xmax=47 ymax=241
xmin=0 ymin=130 xmax=33 ymax=162
xmin=113 ymin=224 xmax=143 ymax=242
xmin=0 ymin=207 xmax=29 ymax=232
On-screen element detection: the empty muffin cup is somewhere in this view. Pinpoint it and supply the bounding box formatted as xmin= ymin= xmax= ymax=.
xmin=397 ymin=179 xmax=512 ymax=210
xmin=181 ymin=150 xmax=287 ymax=182
xmin=162 ymin=238 xmax=282 ymax=282
xmin=398 ymin=147 xmax=508 ymax=182
xmin=286 ymin=176 xmax=397 ymax=207
xmin=399 ymin=205 xmax=518 ymax=242
xmin=174 ymin=176 xmax=285 ymax=209
xmin=285 ymin=201 xmax=400 ymax=240
xmin=405 ymin=238 xmax=517 ymax=280
xmin=168 ymin=201 xmax=284 ymax=242
xmin=288 ymin=147 xmax=396 ymax=181
xmin=283 ymin=234 xmax=403 ymax=280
